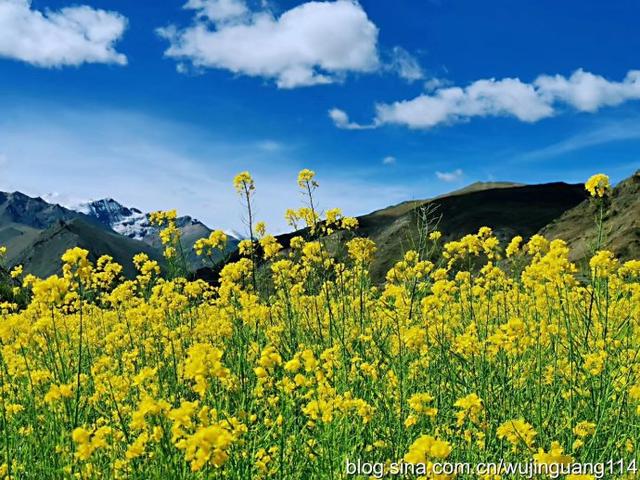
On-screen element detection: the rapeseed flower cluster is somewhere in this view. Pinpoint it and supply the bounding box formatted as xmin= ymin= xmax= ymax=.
xmin=0 ymin=170 xmax=637 ymax=479
xmin=585 ymin=173 xmax=611 ymax=198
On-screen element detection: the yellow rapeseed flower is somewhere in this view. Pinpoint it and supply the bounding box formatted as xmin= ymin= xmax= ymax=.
xmin=585 ymin=173 xmax=611 ymax=198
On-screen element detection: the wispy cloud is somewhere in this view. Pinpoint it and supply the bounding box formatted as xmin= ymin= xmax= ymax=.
xmin=257 ymin=140 xmax=284 ymax=152
xmin=385 ymin=46 xmax=423 ymax=82
xmin=0 ymin=102 xmax=413 ymax=233
xmin=329 ymin=108 xmax=376 ymax=130
xmin=382 ymin=155 xmax=396 ymax=165
xmin=436 ymin=168 xmax=463 ymax=182
xmin=519 ymin=120 xmax=640 ymax=161
xmin=423 ymin=77 xmax=450 ymax=92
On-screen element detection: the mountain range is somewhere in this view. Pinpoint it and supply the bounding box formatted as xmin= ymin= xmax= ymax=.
xmin=0 ymin=194 xmax=237 ymax=278
xmin=205 ymin=172 xmax=639 ymax=283
xmin=1 ymin=170 xmax=637 ymax=281
xmin=214 ymin=180 xmax=590 ymax=283
xmin=74 ymin=198 xmax=239 ymax=270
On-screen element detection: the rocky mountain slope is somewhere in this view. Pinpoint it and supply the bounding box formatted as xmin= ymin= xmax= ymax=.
xmin=211 ymin=181 xmax=589 ymax=283
xmin=540 ymin=169 xmax=640 ymax=264
xmin=343 ymin=181 xmax=588 ymax=281
xmin=75 ymin=198 xmax=148 ymax=240
xmin=14 ymin=217 xmax=164 ymax=278
xmin=0 ymin=192 xmax=166 ymax=277
xmin=74 ymin=198 xmax=238 ymax=270
xmin=0 ymin=191 xmax=94 ymax=266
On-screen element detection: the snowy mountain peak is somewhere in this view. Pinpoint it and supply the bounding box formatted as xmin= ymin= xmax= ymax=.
xmin=77 ymin=198 xmax=139 ymax=223
xmin=69 ymin=198 xmax=239 ymax=270
xmin=71 ymin=198 xmax=238 ymax=243
xmin=74 ymin=198 xmax=150 ymax=241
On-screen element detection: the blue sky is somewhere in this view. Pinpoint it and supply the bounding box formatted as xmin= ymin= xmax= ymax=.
xmin=0 ymin=0 xmax=639 ymax=232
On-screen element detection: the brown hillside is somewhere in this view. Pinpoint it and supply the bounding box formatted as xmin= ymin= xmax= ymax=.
xmin=540 ymin=170 xmax=640 ymax=263
xmin=203 ymin=181 xmax=588 ymax=284
xmin=356 ymin=182 xmax=587 ymax=281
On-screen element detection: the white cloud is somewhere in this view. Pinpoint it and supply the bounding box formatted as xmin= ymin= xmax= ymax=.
xmin=184 ymin=0 xmax=249 ymax=23
xmin=158 ymin=0 xmax=379 ymax=88
xmin=0 ymin=0 xmax=127 ymax=67
xmin=436 ymin=168 xmax=463 ymax=182
xmin=333 ymin=69 xmax=640 ymax=130
xmin=382 ymin=155 xmax=396 ymax=165
xmin=535 ymin=69 xmax=640 ymax=112
xmin=375 ymin=77 xmax=554 ymax=129
xmin=387 ymin=46 xmax=423 ymax=82
xmin=329 ymin=108 xmax=375 ymax=130
xmin=423 ymin=77 xmax=450 ymax=92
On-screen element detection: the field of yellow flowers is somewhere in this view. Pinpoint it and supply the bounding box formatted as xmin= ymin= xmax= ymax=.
xmin=0 ymin=171 xmax=638 ymax=479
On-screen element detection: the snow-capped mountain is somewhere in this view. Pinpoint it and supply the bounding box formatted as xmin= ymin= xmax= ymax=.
xmin=72 ymin=198 xmax=238 ymax=269
xmin=75 ymin=198 xmax=150 ymax=241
